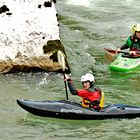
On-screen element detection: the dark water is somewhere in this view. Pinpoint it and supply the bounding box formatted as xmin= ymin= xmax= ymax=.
xmin=0 ymin=0 xmax=140 ymax=139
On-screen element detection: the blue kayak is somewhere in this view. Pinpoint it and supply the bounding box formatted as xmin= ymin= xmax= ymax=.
xmin=17 ymin=99 xmax=140 ymax=120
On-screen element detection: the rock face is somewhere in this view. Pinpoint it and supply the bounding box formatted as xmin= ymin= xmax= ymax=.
xmin=0 ymin=0 xmax=70 ymax=74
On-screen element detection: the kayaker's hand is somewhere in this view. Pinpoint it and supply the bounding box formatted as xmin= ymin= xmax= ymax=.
xmin=129 ymin=51 xmax=136 ymax=55
xmin=116 ymin=48 xmax=121 ymax=53
xmin=64 ymin=74 xmax=70 ymax=81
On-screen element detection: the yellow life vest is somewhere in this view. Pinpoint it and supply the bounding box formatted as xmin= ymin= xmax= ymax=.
xmin=81 ymin=91 xmax=105 ymax=109
xmin=99 ymin=91 xmax=105 ymax=108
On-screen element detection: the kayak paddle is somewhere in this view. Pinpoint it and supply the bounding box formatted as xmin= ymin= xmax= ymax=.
xmin=104 ymin=48 xmax=118 ymax=61
xmin=57 ymin=50 xmax=69 ymax=100
xmin=104 ymin=48 xmax=140 ymax=58
xmin=104 ymin=48 xmax=129 ymax=54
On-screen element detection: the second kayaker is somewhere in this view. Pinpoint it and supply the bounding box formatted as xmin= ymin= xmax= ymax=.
xmin=64 ymin=73 xmax=105 ymax=111
xmin=116 ymin=24 xmax=140 ymax=57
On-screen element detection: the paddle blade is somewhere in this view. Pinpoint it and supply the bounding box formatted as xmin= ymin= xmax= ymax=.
xmin=104 ymin=48 xmax=117 ymax=54
xmin=57 ymin=50 xmax=66 ymax=72
xmin=105 ymin=53 xmax=116 ymax=61
xmin=104 ymin=48 xmax=119 ymax=61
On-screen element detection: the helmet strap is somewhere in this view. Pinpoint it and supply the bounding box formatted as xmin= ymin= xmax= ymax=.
xmin=90 ymin=82 xmax=94 ymax=87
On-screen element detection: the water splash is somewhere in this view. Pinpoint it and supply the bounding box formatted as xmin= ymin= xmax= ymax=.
xmin=38 ymin=73 xmax=50 ymax=86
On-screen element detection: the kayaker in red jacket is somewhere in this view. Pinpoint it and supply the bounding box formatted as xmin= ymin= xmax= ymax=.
xmin=64 ymin=73 xmax=104 ymax=110
xmin=116 ymin=24 xmax=140 ymax=57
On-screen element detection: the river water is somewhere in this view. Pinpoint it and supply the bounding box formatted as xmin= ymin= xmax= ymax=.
xmin=0 ymin=0 xmax=140 ymax=140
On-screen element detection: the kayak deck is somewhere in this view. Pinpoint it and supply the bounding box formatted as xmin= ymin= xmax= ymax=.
xmin=17 ymin=99 xmax=140 ymax=120
xmin=109 ymin=54 xmax=140 ymax=72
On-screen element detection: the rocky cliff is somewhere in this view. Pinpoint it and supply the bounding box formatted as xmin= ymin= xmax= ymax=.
xmin=0 ymin=0 xmax=70 ymax=73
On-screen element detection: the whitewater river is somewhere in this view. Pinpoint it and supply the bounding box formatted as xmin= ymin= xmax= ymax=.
xmin=0 ymin=0 xmax=140 ymax=139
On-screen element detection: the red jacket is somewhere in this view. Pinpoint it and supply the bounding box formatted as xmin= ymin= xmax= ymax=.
xmin=77 ymin=89 xmax=101 ymax=102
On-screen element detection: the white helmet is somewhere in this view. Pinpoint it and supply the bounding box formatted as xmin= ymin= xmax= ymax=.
xmin=80 ymin=73 xmax=95 ymax=82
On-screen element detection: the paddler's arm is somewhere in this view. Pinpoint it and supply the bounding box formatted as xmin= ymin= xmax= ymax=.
xmin=116 ymin=44 xmax=129 ymax=52
xmin=116 ymin=36 xmax=132 ymax=51
xmin=64 ymin=74 xmax=78 ymax=95
xmin=120 ymin=44 xmax=129 ymax=50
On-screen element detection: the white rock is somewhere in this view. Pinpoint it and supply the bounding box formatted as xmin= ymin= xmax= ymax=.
xmin=0 ymin=0 xmax=59 ymax=60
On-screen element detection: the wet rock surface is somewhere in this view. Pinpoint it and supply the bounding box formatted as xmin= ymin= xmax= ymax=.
xmin=0 ymin=0 xmax=70 ymax=74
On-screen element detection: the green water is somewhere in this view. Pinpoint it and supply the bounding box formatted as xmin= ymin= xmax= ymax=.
xmin=0 ymin=0 xmax=140 ymax=139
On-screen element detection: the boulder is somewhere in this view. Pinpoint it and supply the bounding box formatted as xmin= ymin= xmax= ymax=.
xmin=0 ymin=0 xmax=70 ymax=74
